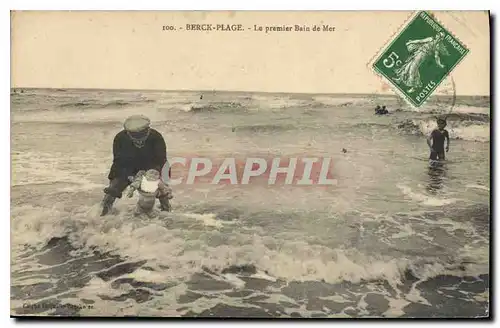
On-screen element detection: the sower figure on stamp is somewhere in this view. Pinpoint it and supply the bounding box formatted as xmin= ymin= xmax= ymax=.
xmin=393 ymin=32 xmax=449 ymax=94
xmin=100 ymin=115 xmax=173 ymax=216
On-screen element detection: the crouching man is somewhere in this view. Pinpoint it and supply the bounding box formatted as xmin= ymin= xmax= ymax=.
xmin=100 ymin=115 xmax=172 ymax=216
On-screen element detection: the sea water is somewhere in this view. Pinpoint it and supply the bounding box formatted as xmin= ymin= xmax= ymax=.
xmin=11 ymin=89 xmax=490 ymax=317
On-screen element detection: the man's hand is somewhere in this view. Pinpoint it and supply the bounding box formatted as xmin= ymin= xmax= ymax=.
xmin=127 ymin=188 xmax=135 ymax=198
xmin=446 ymin=146 xmax=449 ymax=152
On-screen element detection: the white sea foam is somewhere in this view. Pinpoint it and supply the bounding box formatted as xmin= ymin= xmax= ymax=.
xmin=411 ymin=119 xmax=489 ymax=142
xmin=466 ymin=184 xmax=490 ymax=191
xmin=11 ymin=201 xmax=485 ymax=290
xmin=397 ymin=185 xmax=458 ymax=207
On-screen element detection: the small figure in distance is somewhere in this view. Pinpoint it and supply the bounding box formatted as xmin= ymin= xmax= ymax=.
xmin=375 ymin=105 xmax=389 ymax=115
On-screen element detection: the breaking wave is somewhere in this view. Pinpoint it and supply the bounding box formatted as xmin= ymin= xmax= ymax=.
xmin=58 ymin=98 xmax=156 ymax=109
xmin=311 ymin=96 xmax=377 ymax=108
xmin=11 ymin=200 xmax=488 ymax=289
xmin=189 ymin=101 xmax=246 ymax=113
xmin=233 ymin=123 xmax=306 ymax=133
xmin=397 ymin=118 xmax=490 ymax=143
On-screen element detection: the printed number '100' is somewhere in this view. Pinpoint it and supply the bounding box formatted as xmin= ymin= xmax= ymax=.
xmin=383 ymin=52 xmax=402 ymax=68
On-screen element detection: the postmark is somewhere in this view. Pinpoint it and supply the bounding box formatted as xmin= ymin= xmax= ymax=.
xmin=371 ymin=11 xmax=469 ymax=107
xmin=435 ymin=75 xmax=456 ymax=115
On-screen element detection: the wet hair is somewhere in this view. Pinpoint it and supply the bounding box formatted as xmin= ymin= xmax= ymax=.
xmin=437 ymin=117 xmax=447 ymax=125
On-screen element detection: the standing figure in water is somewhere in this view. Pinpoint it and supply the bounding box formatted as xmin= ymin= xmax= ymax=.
xmin=394 ymin=32 xmax=449 ymax=93
xmin=427 ymin=117 xmax=450 ymax=162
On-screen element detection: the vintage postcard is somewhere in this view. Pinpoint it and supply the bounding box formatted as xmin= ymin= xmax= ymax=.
xmin=10 ymin=11 xmax=490 ymax=318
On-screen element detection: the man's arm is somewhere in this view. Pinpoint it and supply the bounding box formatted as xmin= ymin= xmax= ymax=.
xmin=445 ymin=130 xmax=450 ymax=151
xmin=407 ymin=37 xmax=433 ymax=45
xmin=112 ymin=134 xmax=122 ymax=164
xmin=112 ymin=133 xmax=133 ymax=179
xmin=434 ymin=50 xmax=445 ymax=68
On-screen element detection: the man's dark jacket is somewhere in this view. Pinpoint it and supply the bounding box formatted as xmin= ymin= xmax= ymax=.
xmin=108 ymin=128 xmax=167 ymax=180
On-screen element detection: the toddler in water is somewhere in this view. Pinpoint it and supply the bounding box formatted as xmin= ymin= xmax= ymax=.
xmin=427 ymin=117 xmax=450 ymax=161
xmin=127 ymin=169 xmax=173 ymax=217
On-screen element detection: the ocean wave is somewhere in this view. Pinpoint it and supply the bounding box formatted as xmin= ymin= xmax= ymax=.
xmin=397 ymin=185 xmax=458 ymax=207
xmin=189 ymin=96 xmax=373 ymax=113
xmin=57 ymin=98 xmax=156 ymax=109
xmin=101 ymin=100 xmax=135 ymax=108
xmin=189 ymin=101 xmax=246 ymax=113
xmin=11 ymin=203 xmax=487 ymax=288
xmin=251 ymin=96 xmax=313 ymax=110
xmin=397 ymin=118 xmax=490 ymax=142
xmin=466 ymin=184 xmax=490 ymax=192
xmin=449 ymin=105 xmax=490 ymax=115
xmin=233 ymin=123 xmax=299 ymax=133
xmin=444 ymin=112 xmax=490 ymax=123
xmin=58 ymin=100 xmax=98 ymax=108
xmin=352 ymin=122 xmax=391 ymax=129
xmin=311 ymin=96 xmax=380 ymax=109
xmin=401 ymin=104 xmax=490 ymax=116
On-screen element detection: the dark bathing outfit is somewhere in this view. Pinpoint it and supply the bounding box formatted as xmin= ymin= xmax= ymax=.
xmin=429 ymin=128 xmax=449 ymax=161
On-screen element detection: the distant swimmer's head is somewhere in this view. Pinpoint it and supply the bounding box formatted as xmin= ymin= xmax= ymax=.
xmin=124 ymin=115 xmax=151 ymax=148
xmin=437 ymin=117 xmax=447 ymax=130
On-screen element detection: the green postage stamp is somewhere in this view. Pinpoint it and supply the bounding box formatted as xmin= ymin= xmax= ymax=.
xmin=372 ymin=11 xmax=469 ymax=107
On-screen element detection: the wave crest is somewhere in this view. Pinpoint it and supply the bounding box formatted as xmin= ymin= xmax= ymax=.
xmin=58 ymin=98 xmax=155 ymax=109
xmin=11 ymin=203 xmax=487 ymax=287
xmin=397 ymin=118 xmax=489 ymax=142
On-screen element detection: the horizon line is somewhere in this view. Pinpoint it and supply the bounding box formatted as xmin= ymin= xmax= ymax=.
xmin=10 ymin=86 xmax=489 ymax=98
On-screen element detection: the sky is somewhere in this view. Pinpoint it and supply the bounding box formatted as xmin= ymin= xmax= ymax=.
xmin=11 ymin=11 xmax=490 ymax=95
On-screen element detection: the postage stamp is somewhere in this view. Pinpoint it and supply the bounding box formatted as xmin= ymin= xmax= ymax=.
xmin=372 ymin=11 xmax=469 ymax=107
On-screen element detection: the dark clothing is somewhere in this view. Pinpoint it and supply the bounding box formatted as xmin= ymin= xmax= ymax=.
xmin=107 ymin=128 xmax=167 ymax=181
xmin=102 ymin=176 xmax=172 ymax=212
xmin=104 ymin=177 xmax=131 ymax=198
xmin=430 ymin=129 xmax=449 ymax=153
xmin=101 ymin=128 xmax=172 ymax=215
xmin=429 ymin=151 xmax=445 ymax=161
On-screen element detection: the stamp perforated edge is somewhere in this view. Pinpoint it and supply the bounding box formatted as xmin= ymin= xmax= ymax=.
xmin=367 ymin=10 xmax=470 ymax=108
